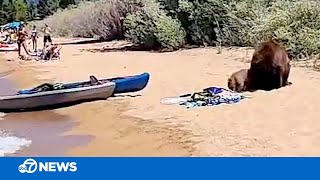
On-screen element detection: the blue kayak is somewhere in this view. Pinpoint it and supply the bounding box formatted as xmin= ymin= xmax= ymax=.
xmin=18 ymin=73 xmax=150 ymax=95
xmin=110 ymin=72 xmax=150 ymax=94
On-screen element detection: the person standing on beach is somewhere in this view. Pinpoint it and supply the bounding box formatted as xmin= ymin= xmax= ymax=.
xmin=42 ymin=24 xmax=52 ymax=48
xmin=17 ymin=23 xmax=30 ymax=58
xmin=31 ymin=25 xmax=38 ymax=52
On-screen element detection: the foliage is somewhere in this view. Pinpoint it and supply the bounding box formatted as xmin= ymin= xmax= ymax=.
xmin=37 ymin=0 xmax=61 ymax=19
xmin=221 ymin=0 xmax=320 ymax=58
xmin=35 ymin=0 xmax=146 ymax=39
xmin=0 ymin=0 xmax=77 ymax=25
xmin=13 ymin=0 xmax=29 ymax=21
xmin=59 ymin=0 xmax=76 ymax=9
xmin=124 ymin=0 xmax=186 ymax=50
xmin=2 ymin=0 xmax=320 ymax=59
xmin=157 ymin=0 xmax=320 ymax=57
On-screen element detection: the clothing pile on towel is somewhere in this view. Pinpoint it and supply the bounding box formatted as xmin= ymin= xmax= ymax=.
xmin=180 ymin=87 xmax=246 ymax=108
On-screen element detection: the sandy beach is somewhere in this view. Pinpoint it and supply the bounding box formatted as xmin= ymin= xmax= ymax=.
xmin=1 ymin=38 xmax=320 ymax=156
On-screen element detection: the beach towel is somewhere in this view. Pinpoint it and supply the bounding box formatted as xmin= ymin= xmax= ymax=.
xmin=161 ymin=87 xmax=247 ymax=108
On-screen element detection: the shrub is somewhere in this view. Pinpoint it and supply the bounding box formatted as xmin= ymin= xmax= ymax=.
xmin=158 ymin=0 xmax=320 ymax=58
xmin=217 ymin=0 xmax=270 ymax=46
xmin=158 ymin=0 xmax=231 ymax=46
xmin=124 ymin=0 xmax=186 ymax=51
xmin=223 ymin=0 xmax=320 ymax=58
xmin=35 ymin=0 xmax=145 ymax=40
xmin=35 ymin=0 xmax=320 ymax=58
xmin=257 ymin=0 xmax=320 ymax=58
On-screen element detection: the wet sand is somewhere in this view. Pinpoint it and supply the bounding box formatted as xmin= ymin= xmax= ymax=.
xmin=1 ymin=38 xmax=320 ymax=156
xmin=0 ymin=75 xmax=92 ymax=156
xmin=2 ymin=112 xmax=92 ymax=156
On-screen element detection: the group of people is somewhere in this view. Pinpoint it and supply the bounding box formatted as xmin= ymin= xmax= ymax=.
xmin=1 ymin=22 xmax=60 ymax=61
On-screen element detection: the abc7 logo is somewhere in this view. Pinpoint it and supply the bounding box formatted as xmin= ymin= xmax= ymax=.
xmin=18 ymin=159 xmax=38 ymax=174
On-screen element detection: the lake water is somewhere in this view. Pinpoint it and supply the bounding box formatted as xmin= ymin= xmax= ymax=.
xmin=0 ymin=77 xmax=92 ymax=156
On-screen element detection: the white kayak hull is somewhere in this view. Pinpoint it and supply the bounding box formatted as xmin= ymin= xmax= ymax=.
xmin=0 ymin=82 xmax=116 ymax=111
xmin=0 ymin=48 xmax=18 ymax=51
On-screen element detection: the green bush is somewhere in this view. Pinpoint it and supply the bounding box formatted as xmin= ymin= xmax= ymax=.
xmin=35 ymin=0 xmax=145 ymax=40
xmin=222 ymin=0 xmax=320 ymax=58
xmin=217 ymin=0 xmax=270 ymax=46
xmin=256 ymin=0 xmax=320 ymax=58
xmin=158 ymin=0 xmax=320 ymax=58
xmin=36 ymin=0 xmax=320 ymax=58
xmin=124 ymin=0 xmax=186 ymax=50
xmin=158 ymin=0 xmax=231 ymax=46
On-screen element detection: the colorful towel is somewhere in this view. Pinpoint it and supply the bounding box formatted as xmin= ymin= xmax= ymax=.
xmin=180 ymin=87 xmax=246 ymax=108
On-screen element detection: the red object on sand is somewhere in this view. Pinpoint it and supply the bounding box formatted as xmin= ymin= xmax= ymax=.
xmin=0 ymin=44 xmax=9 ymax=48
xmin=0 ymin=43 xmax=18 ymax=51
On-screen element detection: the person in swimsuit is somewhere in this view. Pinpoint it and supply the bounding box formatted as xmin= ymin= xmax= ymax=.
xmin=42 ymin=24 xmax=52 ymax=48
xmin=17 ymin=24 xmax=30 ymax=58
xmin=31 ymin=25 xmax=38 ymax=52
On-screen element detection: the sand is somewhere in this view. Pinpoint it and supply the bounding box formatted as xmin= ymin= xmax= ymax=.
xmin=1 ymin=38 xmax=320 ymax=156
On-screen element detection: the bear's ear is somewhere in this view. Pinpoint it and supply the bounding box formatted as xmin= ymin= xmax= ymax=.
xmin=286 ymin=48 xmax=294 ymax=60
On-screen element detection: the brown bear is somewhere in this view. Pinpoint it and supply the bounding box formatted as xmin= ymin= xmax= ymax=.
xmin=228 ymin=69 xmax=249 ymax=92
xmin=247 ymin=39 xmax=291 ymax=91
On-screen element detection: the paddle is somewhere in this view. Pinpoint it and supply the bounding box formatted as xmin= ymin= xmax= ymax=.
xmin=160 ymin=93 xmax=192 ymax=105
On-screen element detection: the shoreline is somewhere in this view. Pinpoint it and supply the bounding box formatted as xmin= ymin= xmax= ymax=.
xmin=0 ymin=61 xmax=93 ymax=156
xmin=0 ymin=50 xmax=198 ymax=156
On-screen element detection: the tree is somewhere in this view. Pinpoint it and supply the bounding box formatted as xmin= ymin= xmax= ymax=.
xmin=26 ymin=3 xmax=38 ymax=20
xmin=37 ymin=0 xmax=60 ymax=18
xmin=59 ymin=0 xmax=75 ymax=9
xmin=13 ymin=0 xmax=29 ymax=21
xmin=0 ymin=0 xmax=14 ymax=24
xmin=25 ymin=0 xmax=39 ymax=20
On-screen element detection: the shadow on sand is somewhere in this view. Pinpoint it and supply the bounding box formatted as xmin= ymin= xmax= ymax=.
xmin=81 ymin=43 xmax=201 ymax=53
xmin=58 ymin=39 xmax=105 ymax=45
xmin=82 ymin=44 xmax=158 ymax=53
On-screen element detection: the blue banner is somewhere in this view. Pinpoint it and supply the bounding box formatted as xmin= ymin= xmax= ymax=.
xmin=0 ymin=157 xmax=319 ymax=180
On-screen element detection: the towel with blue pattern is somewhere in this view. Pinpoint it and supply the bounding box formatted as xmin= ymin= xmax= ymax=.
xmin=180 ymin=87 xmax=246 ymax=108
